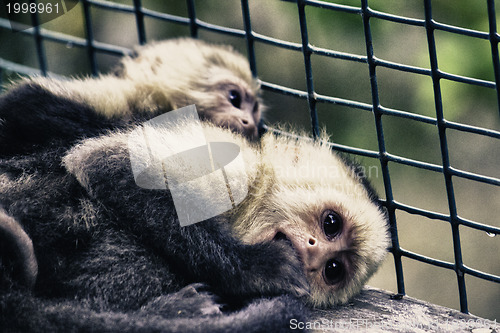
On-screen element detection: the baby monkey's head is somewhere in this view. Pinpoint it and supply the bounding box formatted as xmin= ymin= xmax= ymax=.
xmin=118 ymin=38 xmax=263 ymax=140
xmin=233 ymin=132 xmax=390 ymax=307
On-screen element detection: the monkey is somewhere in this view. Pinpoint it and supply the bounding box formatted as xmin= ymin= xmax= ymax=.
xmin=0 ymin=38 xmax=262 ymax=156
xmin=0 ymin=116 xmax=389 ymax=331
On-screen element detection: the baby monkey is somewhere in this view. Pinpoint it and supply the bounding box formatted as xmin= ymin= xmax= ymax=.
xmin=0 ymin=38 xmax=262 ymax=155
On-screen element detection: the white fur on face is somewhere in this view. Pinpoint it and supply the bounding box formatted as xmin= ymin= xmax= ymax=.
xmin=233 ymin=132 xmax=390 ymax=307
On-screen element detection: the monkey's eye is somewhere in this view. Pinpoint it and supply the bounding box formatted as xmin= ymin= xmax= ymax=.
xmin=229 ymin=90 xmax=242 ymax=109
xmin=324 ymin=259 xmax=345 ymax=285
xmin=322 ymin=210 xmax=343 ymax=239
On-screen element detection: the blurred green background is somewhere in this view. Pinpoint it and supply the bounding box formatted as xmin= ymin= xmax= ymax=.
xmin=1 ymin=0 xmax=499 ymax=322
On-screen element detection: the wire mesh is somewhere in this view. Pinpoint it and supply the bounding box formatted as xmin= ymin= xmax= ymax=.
xmin=0 ymin=0 xmax=499 ymax=317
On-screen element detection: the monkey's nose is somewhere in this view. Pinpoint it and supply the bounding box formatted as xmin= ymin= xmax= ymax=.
xmin=306 ymin=236 xmax=320 ymax=255
xmin=304 ymin=236 xmax=327 ymax=272
xmin=240 ymin=117 xmax=255 ymax=129
xmin=240 ymin=119 xmax=257 ymax=139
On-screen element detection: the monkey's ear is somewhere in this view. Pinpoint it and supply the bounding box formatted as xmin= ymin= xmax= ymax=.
xmin=0 ymin=209 xmax=38 ymax=290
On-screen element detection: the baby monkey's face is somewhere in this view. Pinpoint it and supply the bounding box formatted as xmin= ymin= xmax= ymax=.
xmin=235 ymin=134 xmax=390 ymax=307
xmin=243 ymin=185 xmax=388 ymax=307
xmin=271 ymin=207 xmax=353 ymax=288
xmin=200 ymin=79 xmax=261 ymax=141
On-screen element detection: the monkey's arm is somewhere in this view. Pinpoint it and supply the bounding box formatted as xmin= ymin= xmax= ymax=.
xmin=0 ymin=149 xmax=308 ymax=332
xmin=63 ymin=132 xmax=309 ymax=302
xmin=1 ymin=287 xmax=306 ymax=333
xmin=0 ymin=81 xmax=116 ymax=155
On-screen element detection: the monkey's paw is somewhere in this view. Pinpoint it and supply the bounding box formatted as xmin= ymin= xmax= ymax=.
xmin=141 ymin=283 xmax=223 ymax=317
xmin=235 ymin=241 xmax=310 ymax=299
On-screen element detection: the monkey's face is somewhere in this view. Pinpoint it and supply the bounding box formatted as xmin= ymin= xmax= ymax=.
xmin=192 ymin=64 xmax=261 ymax=140
xmin=233 ymin=134 xmax=390 ymax=307
xmin=272 ymin=190 xmax=388 ymax=308
xmin=241 ymin=185 xmax=389 ymax=308
xmin=200 ymin=80 xmax=261 ymax=140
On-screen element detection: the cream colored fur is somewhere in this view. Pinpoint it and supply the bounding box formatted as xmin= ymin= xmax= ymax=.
xmin=23 ymin=38 xmax=259 ymax=120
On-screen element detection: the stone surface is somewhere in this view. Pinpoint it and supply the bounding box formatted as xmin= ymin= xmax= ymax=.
xmin=303 ymin=287 xmax=498 ymax=332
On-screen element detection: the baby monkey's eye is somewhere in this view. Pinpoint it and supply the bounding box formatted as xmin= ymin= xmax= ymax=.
xmin=322 ymin=210 xmax=343 ymax=239
xmin=228 ymin=89 xmax=242 ymax=109
xmin=324 ymin=259 xmax=345 ymax=285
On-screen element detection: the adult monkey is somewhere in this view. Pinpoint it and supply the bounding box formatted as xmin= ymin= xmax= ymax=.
xmin=0 ymin=38 xmax=262 ymax=156
xmin=0 ymin=118 xmax=389 ymax=331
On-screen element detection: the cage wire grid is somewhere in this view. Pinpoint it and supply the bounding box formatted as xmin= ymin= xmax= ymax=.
xmin=0 ymin=0 xmax=500 ymax=316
